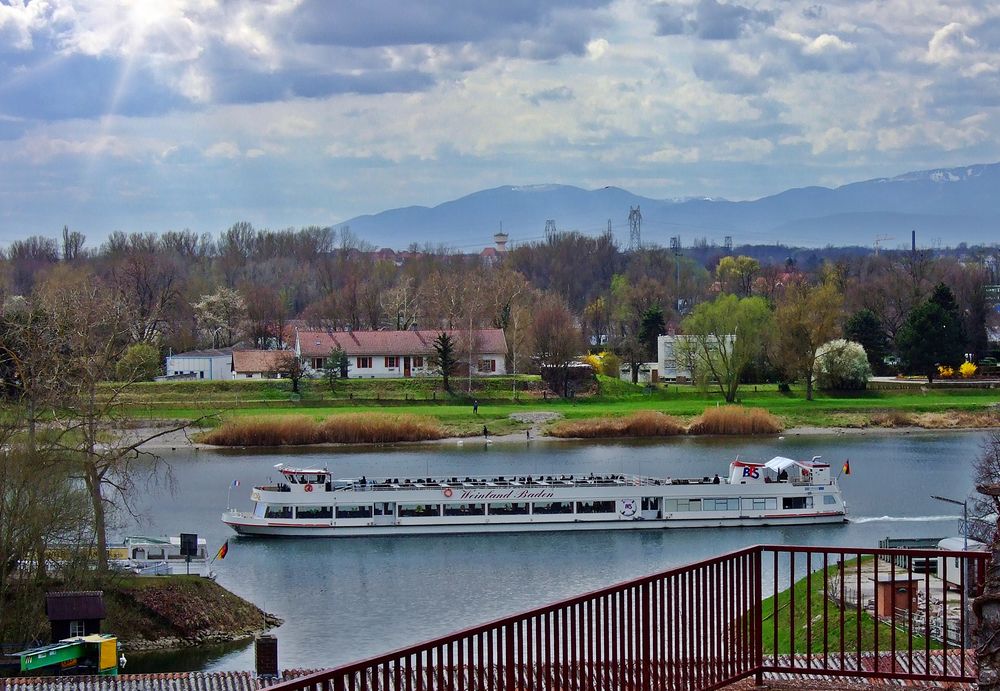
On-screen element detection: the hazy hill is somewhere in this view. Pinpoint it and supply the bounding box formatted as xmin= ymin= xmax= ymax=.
xmin=336 ymin=163 xmax=1000 ymax=249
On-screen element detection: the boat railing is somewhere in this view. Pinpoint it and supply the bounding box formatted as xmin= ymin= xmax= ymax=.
xmin=335 ymin=474 xmax=732 ymax=492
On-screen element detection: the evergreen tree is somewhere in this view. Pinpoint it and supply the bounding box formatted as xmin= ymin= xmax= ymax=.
xmin=844 ymin=308 xmax=890 ymax=374
xmin=897 ymin=283 xmax=965 ymax=383
xmin=638 ymin=306 xmax=665 ymax=361
xmin=430 ymin=332 xmax=460 ymax=393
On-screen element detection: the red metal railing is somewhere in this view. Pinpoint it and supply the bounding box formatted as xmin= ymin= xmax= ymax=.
xmin=266 ymin=545 xmax=988 ymax=691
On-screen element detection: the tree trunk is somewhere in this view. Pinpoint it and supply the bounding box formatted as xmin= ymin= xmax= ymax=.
xmin=976 ymin=544 xmax=1000 ymax=688
xmin=805 ymin=374 xmax=814 ymax=401
xmin=631 ymin=363 xmax=639 ymax=384
xmin=83 ymin=461 xmax=108 ymax=572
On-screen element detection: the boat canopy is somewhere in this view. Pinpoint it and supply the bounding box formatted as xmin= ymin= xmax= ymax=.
xmin=764 ymin=456 xmax=825 ymax=472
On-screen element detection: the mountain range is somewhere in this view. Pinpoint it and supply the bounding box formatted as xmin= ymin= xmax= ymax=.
xmin=336 ymin=163 xmax=1000 ymax=250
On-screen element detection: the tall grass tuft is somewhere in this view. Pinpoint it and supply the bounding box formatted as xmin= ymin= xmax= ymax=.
xmin=201 ymin=416 xmax=323 ymax=446
xmin=201 ymin=413 xmax=445 ymax=446
xmin=687 ymin=406 xmax=782 ymax=435
xmin=318 ymin=413 xmax=445 ymax=443
xmin=549 ymin=411 xmax=685 ymax=438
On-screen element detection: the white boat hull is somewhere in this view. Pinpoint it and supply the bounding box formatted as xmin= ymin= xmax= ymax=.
xmin=223 ymin=512 xmax=847 ymax=537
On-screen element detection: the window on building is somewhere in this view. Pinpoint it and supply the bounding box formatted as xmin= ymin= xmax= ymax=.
xmin=356 ymin=356 xmax=373 ymax=368
xmin=311 ymin=358 xmax=324 ymax=370
xmin=385 ymin=356 xmax=398 ymax=368
xmin=69 ymin=620 xmax=85 ymax=637
xmin=477 ymin=359 xmax=497 ymax=372
xmin=413 ymin=356 xmax=424 ymax=368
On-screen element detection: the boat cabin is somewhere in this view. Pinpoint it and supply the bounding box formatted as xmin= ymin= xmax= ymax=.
xmin=275 ymin=464 xmax=332 ymax=493
xmin=728 ymin=456 xmax=832 ymax=486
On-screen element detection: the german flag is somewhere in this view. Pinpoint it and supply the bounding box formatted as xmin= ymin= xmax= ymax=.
xmin=215 ymin=540 xmax=229 ymax=560
xmin=842 ymin=459 xmax=851 ymax=476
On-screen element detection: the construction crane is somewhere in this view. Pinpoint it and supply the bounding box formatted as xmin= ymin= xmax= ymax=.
xmin=874 ymin=235 xmax=895 ymax=256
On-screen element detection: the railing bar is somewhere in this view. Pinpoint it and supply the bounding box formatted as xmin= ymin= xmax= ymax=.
xmin=753 ymin=549 xmax=763 ymax=683
xmin=572 ymin=602 xmax=579 ymax=691
xmin=890 ymin=550 xmax=896 ymax=673
xmin=602 ymin=594 xmax=610 ymax=691
xmin=906 ymin=554 xmax=914 ymax=674
xmin=688 ymin=567 xmax=696 ymax=690
xmin=789 ymin=551 xmax=795 ymax=661
xmin=806 ymin=551 xmax=812 ymax=669
xmin=587 ymin=598 xmax=596 ymax=691
xmin=942 ymin=554 xmax=950 ymax=676
xmin=711 ymin=561 xmax=718 ymax=683
xmin=873 ymin=553 xmax=879 ymax=667
xmin=923 ymin=555 xmax=931 ymax=678
xmin=822 ymin=551 xmax=829 ymax=670
xmin=657 ymin=576 xmax=665 ymax=691
xmin=839 ymin=551 xmax=845 ymax=671
xmin=960 ymin=557 xmax=967 ymax=678
xmin=772 ymin=549 xmax=779 ymax=668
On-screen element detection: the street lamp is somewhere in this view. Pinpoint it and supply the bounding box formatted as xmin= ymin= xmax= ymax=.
xmin=932 ymin=494 xmax=972 ymax=645
xmin=930 ymin=494 xmax=968 ymax=551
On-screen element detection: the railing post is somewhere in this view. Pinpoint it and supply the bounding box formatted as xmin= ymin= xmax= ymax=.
xmin=753 ymin=547 xmax=764 ymax=686
xmin=504 ymin=623 xmax=515 ymax=691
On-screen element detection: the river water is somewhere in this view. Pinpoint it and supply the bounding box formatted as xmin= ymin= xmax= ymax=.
xmin=124 ymin=431 xmax=989 ymax=673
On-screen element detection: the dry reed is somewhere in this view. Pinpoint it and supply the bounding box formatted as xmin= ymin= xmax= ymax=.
xmin=687 ymin=406 xmax=783 ymax=435
xmin=201 ymin=413 xmax=445 ymax=446
xmin=548 ymin=411 xmax=685 ymax=438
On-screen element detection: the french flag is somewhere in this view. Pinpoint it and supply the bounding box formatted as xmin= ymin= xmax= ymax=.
xmin=231 ymin=479 xmax=240 ymax=487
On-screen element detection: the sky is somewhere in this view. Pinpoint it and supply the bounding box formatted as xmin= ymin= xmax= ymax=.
xmin=1 ymin=0 xmax=999 ymax=247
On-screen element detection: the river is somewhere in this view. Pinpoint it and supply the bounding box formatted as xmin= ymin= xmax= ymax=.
xmin=124 ymin=431 xmax=988 ymax=672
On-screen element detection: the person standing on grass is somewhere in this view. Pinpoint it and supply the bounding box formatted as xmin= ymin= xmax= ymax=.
xmin=473 ymin=399 xmax=479 ymax=414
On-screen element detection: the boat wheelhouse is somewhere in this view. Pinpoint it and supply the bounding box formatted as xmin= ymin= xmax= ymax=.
xmin=222 ymin=457 xmax=847 ymax=537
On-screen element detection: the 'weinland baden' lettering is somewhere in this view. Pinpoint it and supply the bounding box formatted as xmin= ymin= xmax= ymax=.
xmin=459 ymin=489 xmax=556 ymax=500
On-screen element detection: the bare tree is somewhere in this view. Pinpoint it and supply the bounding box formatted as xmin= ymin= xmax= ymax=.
xmin=974 ymin=432 xmax=1000 ymax=689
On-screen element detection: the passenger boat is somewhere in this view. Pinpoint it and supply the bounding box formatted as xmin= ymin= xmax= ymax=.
xmin=221 ymin=457 xmax=847 ymax=537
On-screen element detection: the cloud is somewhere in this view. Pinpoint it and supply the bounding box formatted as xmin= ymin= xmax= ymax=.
xmin=524 ymin=85 xmax=574 ymax=105
xmin=926 ymin=23 xmax=976 ymax=65
xmin=651 ymin=0 xmax=776 ymax=41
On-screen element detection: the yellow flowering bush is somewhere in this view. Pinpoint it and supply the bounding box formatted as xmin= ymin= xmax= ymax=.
xmin=959 ymin=361 xmax=977 ymax=378
xmin=581 ymin=353 xmax=602 ymax=372
xmin=937 ymin=365 xmax=954 ymax=378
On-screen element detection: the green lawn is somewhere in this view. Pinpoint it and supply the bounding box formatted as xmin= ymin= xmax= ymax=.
xmin=115 ymin=375 xmax=1000 ymax=433
xmin=762 ymin=557 xmax=939 ymax=655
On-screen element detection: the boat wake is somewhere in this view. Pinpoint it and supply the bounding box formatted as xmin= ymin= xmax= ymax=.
xmin=850 ymin=514 xmax=959 ymax=524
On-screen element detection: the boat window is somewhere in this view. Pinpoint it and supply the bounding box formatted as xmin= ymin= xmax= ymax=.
xmin=641 ymin=498 xmax=659 ymax=511
xmin=335 ymin=504 xmax=374 ymax=519
xmin=576 ymin=500 xmax=615 ymax=514
xmin=488 ymin=502 xmax=530 ymax=515
xmin=705 ymin=498 xmax=740 ymax=512
xmin=264 ymin=505 xmax=293 ymax=519
xmin=823 ymin=495 xmax=838 ymax=505
xmin=741 ymin=498 xmax=778 ymax=511
xmin=374 ymin=503 xmax=395 ymax=515
xmin=253 ymin=503 xmax=266 ymax=518
xmin=782 ymin=496 xmax=814 ymax=510
xmin=532 ymin=501 xmax=574 ymax=514
xmin=443 ymin=503 xmax=486 ymax=516
xmin=297 ymin=506 xmax=333 ymax=519
xmin=664 ymin=499 xmax=702 ymax=512
xmin=398 ymin=504 xmax=442 ymax=517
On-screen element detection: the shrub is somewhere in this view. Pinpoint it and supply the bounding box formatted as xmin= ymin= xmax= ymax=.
xmin=116 ymin=342 xmax=161 ymax=382
xmin=960 ymin=361 xmax=977 ymax=378
xmin=581 ymin=353 xmax=602 ymax=373
xmin=937 ymin=365 xmax=954 ymax=378
xmin=813 ymin=339 xmax=871 ymax=390
xmin=599 ymin=352 xmax=622 ymax=378
xmin=201 ymin=416 xmax=323 ymax=446
xmin=687 ymin=406 xmax=782 ymax=435
xmin=549 ymin=411 xmax=685 ymax=438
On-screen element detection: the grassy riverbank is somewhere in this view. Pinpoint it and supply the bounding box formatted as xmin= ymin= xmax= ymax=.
xmin=762 ymin=558 xmax=937 ymax=654
xmin=114 ymin=376 xmax=999 ymax=439
xmin=105 ymin=576 xmax=280 ymax=651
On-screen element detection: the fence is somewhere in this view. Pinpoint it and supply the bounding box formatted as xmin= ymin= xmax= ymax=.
xmin=264 ymin=545 xmax=988 ymax=691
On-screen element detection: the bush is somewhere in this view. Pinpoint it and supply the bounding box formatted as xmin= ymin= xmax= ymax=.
xmin=960 ymin=361 xmax=977 ymax=378
xmin=599 ymin=352 xmax=622 ymax=378
xmin=548 ymin=411 xmax=685 ymax=438
xmin=116 ymin=342 xmax=161 ymax=382
xmin=813 ymin=339 xmax=871 ymax=390
xmin=937 ymin=365 xmax=954 ymax=378
xmin=687 ymin=406 xmax=782 ymax=435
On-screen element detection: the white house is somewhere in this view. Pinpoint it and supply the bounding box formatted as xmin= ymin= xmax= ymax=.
xmin=658 ymin=334 xmax=735 ymax=381
xmin=164 ymin=348 xmax=234 ymax=380
xmin=295 ymin=329 xmax=508 ymax=379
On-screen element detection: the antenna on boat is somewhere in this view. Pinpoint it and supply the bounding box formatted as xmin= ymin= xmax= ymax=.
xmin=811 ymin=455 xmax=822 ymax=463
xmin=274 ymin=463 xmax=284 ymax=469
